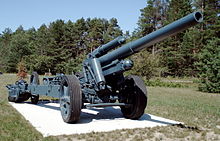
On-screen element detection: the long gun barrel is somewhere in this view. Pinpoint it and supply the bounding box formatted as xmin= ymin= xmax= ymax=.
xmin=90 ymin=36 xmax=125 ymax=58
xmin=6 ymin=11 xmax=203 ymax=124
xmin=98 ymin=11 xmax=203 ymax=66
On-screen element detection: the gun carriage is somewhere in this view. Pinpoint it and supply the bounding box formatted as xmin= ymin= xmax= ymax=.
xmin=6 ymin=12 xmax=203 ymax=123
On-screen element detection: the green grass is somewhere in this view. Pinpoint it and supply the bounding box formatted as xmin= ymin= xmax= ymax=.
xmin=0 ymin=74 xmax=219 ymax=140
xmin=148 ymin=87 xmax=220 ymax=129
xmin=0 ymin=74 xmax=57 ymax=141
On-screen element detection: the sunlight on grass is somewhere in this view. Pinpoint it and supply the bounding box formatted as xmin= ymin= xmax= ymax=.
xmin=147 ymin=87 xmax=220 ymax=129
xmin=0 ymin=74 xmax=219 ymax=140
xmin=0 ymin=74 xmax=57 ymax=141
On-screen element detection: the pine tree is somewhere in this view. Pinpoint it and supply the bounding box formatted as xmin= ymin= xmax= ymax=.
xmin=48 ymin=20 xmax=67 ymax=73
xmin=86 ymin=18 xmax=106 ymax=52
xmin=137 ymin=0 xmax=168 ymax=38
xmin=195 ymin=0 xmax=220 ymax=92
xmin=103 ymin=18 xmax=123 ymax=42
xmin=160 ymin=0 xmax=192 ymax=76
xmin=198 ymin=0 xmax=220 ymax=39
xmin=131 ymin=0 xmax=169 ymax=77
xmin=7 ymin=26 xmax=32 ymax=72
xmin=0 ymin=17 xmax=122 ymax=74
xmin=197 ymin=38 xmax=220 ymax=93
xmin=179 ymin=28 xmax=203 ymax=76
xmin=73 ymin=18 xmax=88 ymax=55
xmin=0 ymin=28 xmax=12 ymax=72
xmin=35 ymin=24 xmax=52 ymax=56
xmin=22 ymin=24 xmax=56 ymax=74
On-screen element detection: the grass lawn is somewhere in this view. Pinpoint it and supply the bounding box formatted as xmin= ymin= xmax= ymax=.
xmin=0 ymin=74 xmax=219 ymax=140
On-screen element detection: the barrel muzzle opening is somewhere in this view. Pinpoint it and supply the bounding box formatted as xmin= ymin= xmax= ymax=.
xmin=194 ymin=11 xmax=203 ymax=22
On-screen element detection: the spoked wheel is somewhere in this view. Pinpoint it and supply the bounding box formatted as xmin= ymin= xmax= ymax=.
xmin=60 ymin=75 xmax=82 ymax=123
xmin=30 ymin=72 xmax=40 ymax=104
xmin=120 ymin=75 xmax=148 ymax=119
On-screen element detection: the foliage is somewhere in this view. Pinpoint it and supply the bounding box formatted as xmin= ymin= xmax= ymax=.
xmin=133 ymin=0 xmax=220 ymax=92
xmin=197 ymin=38 xmax=220 ymax=93
xmin=145 ymin=79 xmax=187 ymax=88
xmin=0 ymin=74 xmax=58 ymax=141
xmin=159 ymin=0 xmax=192 ymax=77
xmin=3 ymin=27 xmax=33 ymax=72
xmin=194 ymin=0 xmax=220 ymax=93
xmin=62 ymin=53 xmax=86 ymax=74
xmin=0 ymin=18 xmax=122 ymax=74
xmin=0 ymin=0 xmax=219 ymax=93
xmin=0 ymin=28 xmax=12 ymax=72
xmin=136 ymin=0 xmax=169 ymax=38
xmin=178 ymin=28 xmax=203 ymax=76
xmin=128 ymin=50 xmax=161 ymax=80
xmin=23 ymin=55 xmax=54 ymax=74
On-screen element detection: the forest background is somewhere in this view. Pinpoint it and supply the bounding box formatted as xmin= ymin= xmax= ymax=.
xmin=0 ymin=0 xmax=219 ymax=93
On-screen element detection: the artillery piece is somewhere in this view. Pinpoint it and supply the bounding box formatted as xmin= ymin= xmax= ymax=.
xmin=6 ymin=12 xmax=203 ymax=123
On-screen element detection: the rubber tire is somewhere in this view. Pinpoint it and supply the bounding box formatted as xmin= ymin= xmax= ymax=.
xmin=121 ymin=75 xmax=148 ymax=119
xmin=60 ymin=75 xmax=82 ymax=123
xmin=30 ymin=72 xmax=40 ymax=104
xmin=31 ymin=95 xmax=39 ymax=104
xmin=30 ymin=72 xmax=40 ymax=85
xmin=8 ymin=92 xmax=30 ymax=103
xmin=8 ymin=96 xmax=16 ymax=102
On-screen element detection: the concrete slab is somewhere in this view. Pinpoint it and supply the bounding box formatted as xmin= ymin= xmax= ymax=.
xmin=9 ymin=102 xmax=181 ymax=137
